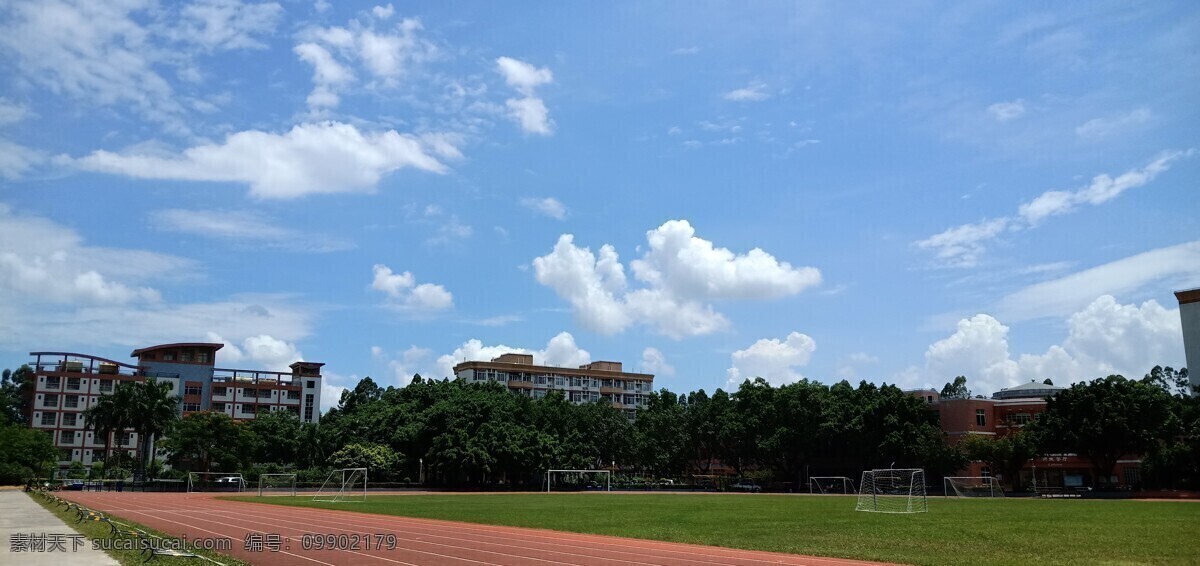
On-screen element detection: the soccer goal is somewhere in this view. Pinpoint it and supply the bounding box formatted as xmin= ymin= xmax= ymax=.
xmin=545 ymin=469 xmax=611 ymax=492
xmin=187 ymin=472 xmax=246 ymax=493
xmin=944 ymin=476 xmax=1005 ymax=498
xmin=855 ymin=468 xmax=927 ymax=513
xmin=258 ymin=473 xmax=298 ymax=497
xmin=313 ymin=468 xmax=367 ymax=502
xmin=808 ymin=476 xmax=855 ymax=494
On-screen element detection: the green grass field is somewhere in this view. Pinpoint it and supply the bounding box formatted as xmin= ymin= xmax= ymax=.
xmin=228 ymin=492 xmax=1198 ymax=565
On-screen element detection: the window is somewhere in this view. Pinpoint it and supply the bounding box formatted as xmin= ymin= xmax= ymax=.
xmin=287 ymin=390 xmax=301 ymax=400
xmin=286 ymin=406 xmax=300 ymax=416
xmin=184 ymin=385 xmax=202 ymax=396
xmin=213 ymin=387 xmax=227 ymax=397
xmin=163 ymin=352 xmax=175 ymax=361
xmin=306 ymin=380 xmax=315 ymax=389
xmin=62 ymin=413 xmax=77 ymax=427
xmin=99 ymin=379 xmax=113 ymax=392
xmin=183 ymin=403 xmax=201 ymax=412
xmin=121 ymin=432 xmax=134 ymax=446
xmin=180 ymin=351 xmax=192 ymax=362
xmin=64 ymin=395 xmax=79 ymax=408
xmin=45 ymin=376 xmax=61 ymax=389
xmin=304 ymin=407 xmax=314 ymax=421
xmin=1124 ymin=466 xmax=1141 ymax=487
xmin=196 ymin=352 xmax=209 ymax=363
xmin=43 ymin=394 xmax=59 ymax=408
xmin=1012 ymin=413 xmax=1032 ymax=425
xmin=259 ymin=389 xmax=273 ymax=398
xmin=66 ymin=377 xmax=81 ymax=390
xmin=40 ymin=412 xmax=56 ymax=426
xmin=59 ymin=430 xmax=75 ymax=443
xmin=241 ymin=405 xmax=254 ymax=414
xmin=214 ymin=402 xmax=228 ymax=412
xmin=976 ymin=409 xmax=986 ymax=427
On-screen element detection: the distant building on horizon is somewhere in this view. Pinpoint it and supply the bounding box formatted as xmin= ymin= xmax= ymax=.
xmin=26 ymin=343 xmax=323 ymax=471
xmin=1175 ymin=287 xmax=1200 ymax=394
xmin=453 ymin=353 xmax=653 ymax=418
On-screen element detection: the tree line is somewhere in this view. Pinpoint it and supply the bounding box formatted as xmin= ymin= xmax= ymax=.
xmin=1 ymin=362 xmax=1197 ymax=491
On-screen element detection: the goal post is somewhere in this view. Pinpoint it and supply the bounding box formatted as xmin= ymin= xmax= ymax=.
xmin=258 ymin=473 xmax=298 ymax=497
xmin=855 ymin=468 xmax=927 ymax=513
xmin=186 ymin=472 xmax=246 ymax=494
xmin=313 ymin=468 xmax=367 ymax=503
xmin=808 ymin=476 xmax=855 ymax=494
xmin=944 ymin=476 xmax=1005 ymax=498
xmin=545 ymin=469 xmax=611 ymax=492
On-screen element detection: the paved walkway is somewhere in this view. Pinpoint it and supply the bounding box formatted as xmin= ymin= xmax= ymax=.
xmin=0 ymin=489 xmax=117 ymax=565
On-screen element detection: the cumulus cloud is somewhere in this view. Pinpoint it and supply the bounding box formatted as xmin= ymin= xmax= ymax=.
xmin=917 ymin=152 xmax=1188 ymax=267
xmin=640 ymin=347 xmax=675 ymax=377
xmin=435 ymin=332 xmax=591 ymax=379
xmin=495 ymin=56 xmax=554 ymax=135
xmin=151 ymin=209 xmax=353 ymax=252
xmin=370 ymin=264 xmax=453 ymax=312
xmin=916 ymin=295 xmax=1183 ymax=396
xmin=534 ymin=220 xmax=820 ymax=338
xmin=520 ymin=197 xmax=567 ymax=220
xmin=70 ymin=121 xmax=449 ymax=199
xmin=723 ymin=81 xmax=770 ymax=102
xmin=987 ymin=99 xmax=1026 ymax=121
xmin=726 ymin=332 xmax=817 ymax=388
xmin=208 ymin=331 xmax=303 ymax=372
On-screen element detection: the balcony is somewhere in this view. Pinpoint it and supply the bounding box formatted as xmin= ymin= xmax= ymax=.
xmin=508 ymin=380 xmax=535 ymax=390
xmin=29 ymin=352 xmax=147 ymax=378
xmin=213 ymin=368 xmax=303 ymax=386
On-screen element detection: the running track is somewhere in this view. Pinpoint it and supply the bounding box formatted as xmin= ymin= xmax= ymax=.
xmin=56 ymin=491 xmax=890 ymax=566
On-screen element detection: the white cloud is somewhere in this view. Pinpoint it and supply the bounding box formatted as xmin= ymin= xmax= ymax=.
xmin=723 ymin=82 xmax=770 ymax=102
xmin=837 ymin=352 xmax=879 ymax=379
xmin=426 ymin=215 xmax=473 ymax=246
xmin=171 ymin=0 xmax=284 ymax=51
xmin=370 ymin=264 xmax=454 ymax=312
xmin=151 ymin=209 xmax=354 ymax=252
xmin=918 ymin=296 xmax=1184 ymax=396
xmin=520 ymin=197 xmax=567 ymax=220
xmin=209 ymin=332 xmax=304 ymax=372
xmin=726 ymin=332 xmax=817 ymax=388
xmin=640 ymin=347 xmax=675 ymax=377
xmin=386 ymin=345 xmax=434 ymax=385
xmin=294 ymin=14 xmax=439 ymax=111
xmin=1076 ymin=108 xmax=1153 ymax=139
xmin=987 ymin=99 xmax=1026 ymax=121
xmin=70 ymin=121 xmax=449 ymax=199
xmin=435 ymin=332 xmax=591 ymax=379
xmin=0 ymin=98 xmax=30 ymax=126
xmin=0 ymin=138 xmax=46 ymax=179
xmin=918 ymin=152 xmax=1188 ymax=267
xmin=534 ymin=220 xmax=820 ymax=338
xmin=996 ymin=240 xmax=1200 ymax=321
xmin=495 ymin=57 xmax=554 ymax=135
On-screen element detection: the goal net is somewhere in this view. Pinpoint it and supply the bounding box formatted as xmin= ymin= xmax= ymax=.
xmin=944 ymin=476 xmax=1005 ymax=498
xmin=808 ymin=476 xmax=855 ymax=494
xmin=187 ymin=472 xmax=245 ymax=493
xmin=313 ymin=468 xmax=367 ymax=502
xmin=258 ymin=473 xmax=298 ymax=497
xmin=856 ymin=469 xmax=927 ymax=513
xmin=545 ymin=469 xmax=611 ymax=492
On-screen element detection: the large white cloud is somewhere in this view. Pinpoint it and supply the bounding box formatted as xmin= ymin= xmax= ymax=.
xmin=726 ymin=332 xmax=817 ymax=388
xmin=70 ymin=121 xmax=449 ymax=199
xmin=917 ymin=152 xmax=1189 ymax=267
xmin=370 ymin=264 xmax=453 ymax=312
xmin=533 ymin=220 xmax=820 ymax=338
xmin=917 ymin=295 xmax=1184 ymax=396
xmin=495 ymin=56 xmax=554 ymax=135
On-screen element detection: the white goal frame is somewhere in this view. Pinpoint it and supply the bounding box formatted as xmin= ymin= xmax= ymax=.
xmin=258 ymin=473 xmax=298 ymax=497
xmin=545 ymin=469 xmax=611 ymax=492
xmin=855 ymin=468 xmax=928 ymax=513
xmin=186 ymin=472 xmax=245 ymax=494
xmin=313 ymin=468 xmax=367 ymax=503
xmin=944 ymin=476 xmax=1005 ymax=498
xmin=808 ymin=476 xmax=855 ymax=494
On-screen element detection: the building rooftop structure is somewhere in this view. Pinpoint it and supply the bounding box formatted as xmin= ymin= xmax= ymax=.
xmin=991 ymin=380 xmax=1067 ymax=400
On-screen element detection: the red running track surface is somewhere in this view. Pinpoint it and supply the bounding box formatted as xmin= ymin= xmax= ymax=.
xmin=56 ymin=491 xmax=892 ymax=566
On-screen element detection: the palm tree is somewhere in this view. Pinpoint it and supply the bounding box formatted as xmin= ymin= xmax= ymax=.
xmin=84 ymin=383 xmax=139 ymax=474
xmin=128 ymin=378 xmax=180 ymax=477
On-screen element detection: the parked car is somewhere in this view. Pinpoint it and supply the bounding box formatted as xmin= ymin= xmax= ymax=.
xmin=729 ymin=479 xmax=761 ymax=493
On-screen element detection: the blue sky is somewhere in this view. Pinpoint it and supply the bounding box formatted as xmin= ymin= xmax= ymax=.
xmin=1 ymin=1 xmax=1198 ymax=405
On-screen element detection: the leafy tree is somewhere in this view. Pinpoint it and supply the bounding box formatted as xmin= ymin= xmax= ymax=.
xmin=959 ymin=429 xmax=1039 ymax=490
xmin=1 ymin=365 xmax=34 ymax=425
xmin=247 ymin=410 xmax=304 ymax=465
xmin=161 ymin=411 xmax=258 ymax=472
xmin=128 ymin=378 xmax=180 ymax=476
xmin=1036 ymin=375 xmax=1177 ymax=486
xmin=328 ymin=442 xmax=400 ymax=472
xmin=940 ymin=376 xmax=972 ymax=400
xmin=0 ymin=423 xmax=58 ymax=484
